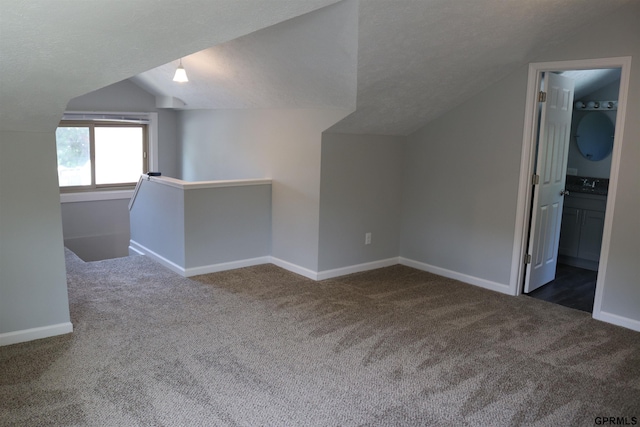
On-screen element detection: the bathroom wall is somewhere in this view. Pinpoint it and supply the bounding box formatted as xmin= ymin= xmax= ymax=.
xmin=568 ymin=79 xmax=620 ymax=179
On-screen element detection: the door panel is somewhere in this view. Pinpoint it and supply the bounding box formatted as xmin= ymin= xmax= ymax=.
xmin=558 ymin=207 xmax=580 ymax=257
xmin=525 ymin=73 xmax=575 ymax=293
xmin=579 ymin=210 xmax=605 ymax=261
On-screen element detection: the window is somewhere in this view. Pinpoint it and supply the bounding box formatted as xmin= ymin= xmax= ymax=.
xmin=56 ymin=120 xmax=148 ymax=191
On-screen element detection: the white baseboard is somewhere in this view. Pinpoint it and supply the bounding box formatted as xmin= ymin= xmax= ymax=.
xmin=130 ymin=240 xmax=271 ymax=278
xmin=316 ymin=257 xmax=400 ymax=281
xmin=129 ymin=240 xmax=187 ymax=276
xmin=399 ymin=257 xmax=512 ymax=295
xmin=0 ymin=322 xmax=73 ymax=347
xmin=185 ymin=256 xmax=271 ymax=277
xmin=593 ymin=310 xmax=640 ymax=332
xmin=270 ymin=257 xmax=319 ymax=280
xmin=129 ymin=245 xmax=392 ymax=281
xmin=127 ymin=243 xmax=513 ymax=294
xmin=129 ymin=244 xmax=145 ymax=256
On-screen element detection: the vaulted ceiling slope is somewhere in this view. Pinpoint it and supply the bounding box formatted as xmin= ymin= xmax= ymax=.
xmin=131 ymin=0 xmax=358 ymax=111
xmin=1 ymin=0 xmax=632 ymax=135
xmin=0 ymin=0 xmax=341 ymax=132
xmin=130 ymin=0 xmax=633 ymax=136
xmin=331 ymin=0 xmax=633 ymax=135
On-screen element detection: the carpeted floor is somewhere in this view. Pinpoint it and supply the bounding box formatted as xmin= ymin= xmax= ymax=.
xmin=1 ymin=249 xmax=639 ymax=426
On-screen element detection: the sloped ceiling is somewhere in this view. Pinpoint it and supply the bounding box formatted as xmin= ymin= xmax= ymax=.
xmin=131 ymin=0 xmax=357 ymax=111
xmin=129 ymin=0 xmax=632 ymax=136
xmin=1 ymin=0 xmax=633 ymax=135
xmin=331 ymin=0 xmax=633 ymax=135
xmin=0 ymin=0 xmax=341 ymax=132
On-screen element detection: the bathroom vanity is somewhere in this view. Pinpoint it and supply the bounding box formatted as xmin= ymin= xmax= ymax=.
xmin=558 ymin=177 xmax=608 ymax=271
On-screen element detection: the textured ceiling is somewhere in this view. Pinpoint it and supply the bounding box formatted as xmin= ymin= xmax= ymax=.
xmin=131 ymin=0 xmax=357 ymax=111
xmin=130 ymin=0 xmax=632 ymax=136
xmin=1 ymin=0 xmax=633 ymax=135
xmin=329 ymin=0 xmax=633 ymax=135
xmin=0 ymin=0 xmax=340 ymax=132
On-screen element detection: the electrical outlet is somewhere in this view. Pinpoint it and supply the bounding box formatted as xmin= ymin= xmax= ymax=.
xmin=365 ymin=232 xmax=372 ymax=245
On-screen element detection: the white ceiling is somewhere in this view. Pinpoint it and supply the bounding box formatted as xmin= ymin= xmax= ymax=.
xmin=0 ymin=0 xmax=341 ymax=132
xmin=131 ymin=0 xmax=358 ymax=111
xmin=331 ymin=0 xmax=632 ymax=135
xmin=1 ymin=0 xmax=633 ymax=135
xmin=562 ymin=69 xmax=622 ymax=100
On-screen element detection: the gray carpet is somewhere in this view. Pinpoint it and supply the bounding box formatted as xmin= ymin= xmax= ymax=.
xmin=1 ymin=249 xmax=639 ymax=426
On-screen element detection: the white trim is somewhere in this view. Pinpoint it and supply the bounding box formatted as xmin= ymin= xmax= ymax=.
xmin=144 ymin=175 xmax=272 ymax=190
xmin=130 ymin=240 xmax=272 ymax=278
xmin=316 ymin=258 xmax=399 ymax=281
xmin=61 ymin=189 xmax=134 ymax=203
xmin=510 ymin=63 xmax=543 ymax=296
xmin=591 ymin=57 xmax=631 ymax=320
xmin=128 ymin=240 xmax=187 ymax=276
xmin=128 ymin=176 xmax=144 ymax=211
xmin=128 ymin=175 xmax=272 ymax=212
xmin=270 ymin=257 xmax=319 ymax=280
xmin=129 ymin=243 xmax=402 ymax=281
xmin=593 ymin=310 xmax=640 ymax=333
xmin=62 ymin=112 xmax=150 ymax=124
xmin=184 ymin=257 xmax=271 ymax=277
xmin=128 ymin=241 xmax=512 ymax=291
xmin=510 ymin=57 xmax=632 ymax=309
xmin=129 ymin=244 xmax=145 ymax=256
xmin=399 ymin=257 xmax=512 ymax=295
xmin=0 ymin=322 xmax=73 ymax=347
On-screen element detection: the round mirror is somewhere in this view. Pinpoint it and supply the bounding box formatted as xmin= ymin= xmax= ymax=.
xmin=576 ymin=112 xmax=614 ymax=161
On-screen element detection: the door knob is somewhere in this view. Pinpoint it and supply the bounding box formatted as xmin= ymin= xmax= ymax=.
xmin=560 ymin=189 xmax=570 ymax=196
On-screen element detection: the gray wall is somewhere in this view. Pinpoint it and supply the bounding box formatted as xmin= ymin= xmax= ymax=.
xmin=568 ymin=80 xmax=620 ymax=179
xmin=318 ymin=133 xmax=404 ymax=271
xmin=0 ymin=1 xmax=342 ymax=343
xmin=178 ymin=108 xmax=350 ymax=272
xmin=130 ymin=180 xmax=186 ymax=267
xmin=61 ymin=199 xmax=131 ymax=261
xmin=129 ymin=179 xmax=272 ymax=272
xmin=62 ymin=80 xmax=179 ymax=261
xmin=401 ymin=2 xmax=640 ymax=323
xmin=0 ymin=131 xmax=70 ymax=334
xmin=184 ymin=185 xmax=271 ymax=269
xmin=401 ymin=68 xmax=525 ymax=286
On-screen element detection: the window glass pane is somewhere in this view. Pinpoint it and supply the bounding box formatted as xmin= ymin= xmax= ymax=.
xmin=56 ymin=126 xmax=91 ymax=187
xmin=95 ymin=127 xmax=144 ymax=185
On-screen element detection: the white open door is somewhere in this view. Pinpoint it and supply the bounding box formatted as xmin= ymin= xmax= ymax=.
xmin=524 ymin=72 xmax=575 ymax=293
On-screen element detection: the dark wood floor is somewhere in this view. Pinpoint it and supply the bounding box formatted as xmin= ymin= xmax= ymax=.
xmin=527 ymin=263 xmax=597 ymax=313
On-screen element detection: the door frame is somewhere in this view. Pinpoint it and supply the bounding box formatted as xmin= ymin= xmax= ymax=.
xmin=510 ymin=57 xmax=631 ymax=318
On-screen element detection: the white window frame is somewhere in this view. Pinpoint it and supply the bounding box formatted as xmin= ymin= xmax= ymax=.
xmin=59 ymin=111 xmax=158 ymax=204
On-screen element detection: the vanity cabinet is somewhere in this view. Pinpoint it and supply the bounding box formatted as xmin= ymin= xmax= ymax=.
xmin=558 ymin=193 xmax=606 ymax=270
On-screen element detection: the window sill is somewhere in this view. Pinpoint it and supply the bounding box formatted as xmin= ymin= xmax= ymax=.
xmin=60 ymin=189 xmax=135 ymax=204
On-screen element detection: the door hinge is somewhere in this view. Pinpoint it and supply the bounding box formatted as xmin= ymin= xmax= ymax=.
xmin=143 ymin=151 xmax=147 ymax=159
xmin=538 ymin=91 xmax=547 ymax=102
xmin=532 ymin=174 xmax=540 ymax=185
xmin=525 ymin=254 xmax=532 ymax=264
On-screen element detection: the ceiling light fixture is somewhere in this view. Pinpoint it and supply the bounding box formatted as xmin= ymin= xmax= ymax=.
xmin=173 ymin=58 xmax=188 ymax=83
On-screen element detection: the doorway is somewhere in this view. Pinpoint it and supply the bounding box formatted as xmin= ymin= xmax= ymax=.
xmin=525 ymin=68 xmax=620 ymax=312
xmin=511 ymin=57 xmax=631 ymax=320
